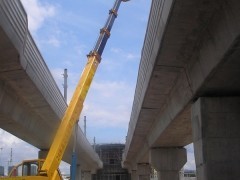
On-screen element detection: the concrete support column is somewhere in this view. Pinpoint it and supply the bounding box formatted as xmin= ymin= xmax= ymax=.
xmin=83 ymin=171 xmax=91 ymax=180
xmin=191 ymin=97 xmax=240 ymax=180
xmin=137 ymin=164 xmax=151 ymax=180
xmin=76 ymin=165 xmax=82 ymax=180
xmin=131 ymin=170 xmax=137 ymax=180
xmin=149 ymin=148 xmax=187 ymax=180
xmin=38 ymin=149 xmax=48 ymax=159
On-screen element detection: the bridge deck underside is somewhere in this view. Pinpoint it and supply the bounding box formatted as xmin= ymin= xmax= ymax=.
xmin=124 ymin=0 xmax=240 ymax=165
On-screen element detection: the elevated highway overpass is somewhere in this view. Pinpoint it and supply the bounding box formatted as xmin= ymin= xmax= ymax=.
xmin=0 ymin=0 xmax=102 ymax=173
xmin=123 ymin=0 xmax=240 ymax=180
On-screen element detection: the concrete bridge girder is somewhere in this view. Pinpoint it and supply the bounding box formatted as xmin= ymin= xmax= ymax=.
xmin=0 ymin=0 xmax=102 ymax=172
xmin=123 ymin=0 xmax=240 ymax=178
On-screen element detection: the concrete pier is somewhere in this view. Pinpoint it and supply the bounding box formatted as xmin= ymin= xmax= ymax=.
xmin=192 ymin=97 xmax=240 ymax=180
xmin=150 ymin=148 xmax=186 ymax=180
xmin=38 ymin=150 xmax=48 ymax=159
xmin=76 ymin=165 xmax=82 ymax=180
xmin=83 ymin=171 xmax=92 ymax=180
xmin=137 ymin=164 xmax=151 ymax=180
xmin=131 ymin=170 xmax=137 ymax=180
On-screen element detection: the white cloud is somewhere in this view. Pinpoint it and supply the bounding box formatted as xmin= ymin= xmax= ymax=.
xmin=0 ymin=129 xmax=70 ymax=175
xmin=20 ymin=0 xmax=56 ymax=33
xmin=62 ymin=60 xmax=73 ymax=67
xmin=0 ymin=130 xmax=21 ymax=146
xmin=126 ymin=53 xmax=140 ymax=60
xmin=110 ymin=47 xmax=140 ymax=61
xmin=101 ymin=57 xmax=121 ymax=72
xmin=50 ymin=68 xmax=82 ymax=104
xmin=92 ymin=81 xmax=128 ymax=98
xmin=46 ymin=36 xmax=61 ymax=47
xmin=51 ymin=68 xmax=64 ymax=83
xmin=110 ymin=48 xmax=122 ymax=54
xmin=75 ymin=44 xmax=87 ymax=57
xmin=37 ymin=28 xmax=62 ymax=48
xmin=50 ymin=68 xmax=66 ymax=93
xmin=83 ymin=104 xmax=130 ymax=128
xmin=81 ymin=81 xmax=134 ymax=128
xmin=184 ymin=144 xmax=196 ymax=170
xmin=0 ymin=129 xmax=38 ymax=175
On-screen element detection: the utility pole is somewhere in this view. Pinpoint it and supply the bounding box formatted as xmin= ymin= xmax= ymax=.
xmin=9 ymin=148 xmax=12 ymax=166
xmin=0 ymin=147 xmax=3 ymax=165
xmin=70 ymin=120 xmax=78 ymax=180
xmin=93 ymin=137 xmax=96 ymax=151
xmin=62 ymin=68 xmax=79 ymax=180
xmin=63 ymin=68 xmax=68 ymax=102
xmin=84 ymin=116 xmax=86 ymax=137
xmin=8 ymin=148 xmax=13 ymax=168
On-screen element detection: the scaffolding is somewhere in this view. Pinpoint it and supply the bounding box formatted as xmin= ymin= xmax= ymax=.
xmin=93 ymin=144 xmax=130 ymax=180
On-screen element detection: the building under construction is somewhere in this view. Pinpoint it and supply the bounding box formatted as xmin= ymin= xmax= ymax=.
xmin=93 ymin=144 xmax=130 ymax=180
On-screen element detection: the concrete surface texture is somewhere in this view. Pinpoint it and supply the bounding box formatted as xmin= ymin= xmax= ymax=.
xmin=150 ymin=148 xmax=187 ymax=180
xmin=192 ymin=97 xmax=240 ymax=180
xmin=123 ymin=0 xmax=240 ymax=179
xmin=83 ymin=171 xmax=91 ymax=180
xmin=0 ymin=0 xmax=102 ymax=172
xmin=137 ymin=164 xmax=151 ymax=180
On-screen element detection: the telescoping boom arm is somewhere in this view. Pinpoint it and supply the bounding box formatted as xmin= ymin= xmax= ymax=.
xmin=91 ymin=0 xmax=129 ymax=57
xmin=40 ymin=0 xmax=128 ymax=179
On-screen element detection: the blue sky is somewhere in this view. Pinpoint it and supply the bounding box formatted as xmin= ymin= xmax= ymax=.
xmin=0 ymin=0 xmax=195 ymax=175
xmin=30 ymin=0 xmax=150 ymax=143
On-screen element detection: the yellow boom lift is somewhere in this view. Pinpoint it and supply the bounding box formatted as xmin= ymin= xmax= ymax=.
xmin=1 ymin=0 xmax=128 ymax=179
